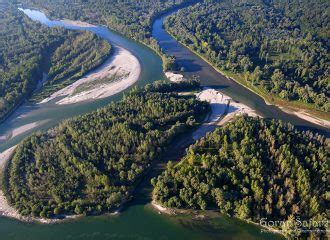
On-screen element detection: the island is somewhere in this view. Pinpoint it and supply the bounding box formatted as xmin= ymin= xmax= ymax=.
xmin=0 ymin=5 xmax=111 ymax=122
xmin=151 ymin=116 xmax=328 ymax=239
xmin=1 ymin=80 xmax=208 ymax=221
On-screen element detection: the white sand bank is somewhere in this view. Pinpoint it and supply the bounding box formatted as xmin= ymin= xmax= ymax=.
xmin=165 ymin=72 xmax=185 ymax=82
xmin=279 ymin=107 xmax=330 ymax=129
xmin=164 ymin=73 xmax=259 ymax=140
xmin=151 ymin=201 xmax=176 ymax=215
xmin=60 ymin=19 xmax=97 ymax=28
xmin=0 ymin=146 xmax=22 ymax=221
xmin=0 ymin=120 xmax=49 ymax=142
xmin=0 ymin=146 xmax=80 ymax=223
xmin=192 ymin=88 xmax=259 ymax=140
xmin=40 ymin=46 xmax=141 ymax=105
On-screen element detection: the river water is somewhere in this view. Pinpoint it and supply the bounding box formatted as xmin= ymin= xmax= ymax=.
xmin=0 ymin=9 xmax=164 ymax=153
xmin=152 ymin=10 xmax=329 ymax=137
xmin=0 ymin=6 xmax=303 ymax=240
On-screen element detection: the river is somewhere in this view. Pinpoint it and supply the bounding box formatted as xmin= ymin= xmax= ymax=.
xmin=152 ymin=10 xmax=329 ymax=137
xmin=0 ymin=5 xmax=311 ymax=240
xmin=0 ymin=9 xmax=164 ymax=153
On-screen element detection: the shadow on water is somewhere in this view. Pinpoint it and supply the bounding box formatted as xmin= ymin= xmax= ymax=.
xmin=0 ymin=4 xmax=305 ymax=240
xmin=176 ymin=59 xmax=203 ymax=72
xmin=152 ymin=5 xmax=329 ymax=138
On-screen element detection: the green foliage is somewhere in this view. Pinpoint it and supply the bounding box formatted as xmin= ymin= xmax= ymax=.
xmin=152 ymin=116 xmax=328 ymax=238
xmin=0 ymin=5 xmax=111 ymax=120
xmin=164 ymin=0 xmax=329 ymax=111
xmin=15 ymin=0 xmax=193 ymax=61
xmin=3 ymin=81 xmax=209 ymax=218
xmin=32 ymin=31 xmax=111 ymax=102
xmin=163 ymin=55 xmax=177 ymax=71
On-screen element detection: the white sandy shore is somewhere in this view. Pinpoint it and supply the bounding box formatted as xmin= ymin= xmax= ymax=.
xmin=0 ymin=146 xmax=22 ymax=221
xmin=164 ymin=73 xmax=259 ymax=140
xmin=192 ymin=88 xmax=259 ymax=140
xmin=151 ymin=201 xmax=284 ymax=236
xmin=151 ymin=201 xmax=176 ymax=215
xmin=279 ymin=107 xmax=330 ymax=129
xmin=60 ymin=19 xmax=97 ymax=28
xmin=165 ymin=72 xmax=185 ymax=82
xmin=0 ymin=146 xmax=82 ymax=223
xmin=0 ymin=120 xmax=49 ymax=142
xmin=40 ymin=46 xmax=141 ymax=105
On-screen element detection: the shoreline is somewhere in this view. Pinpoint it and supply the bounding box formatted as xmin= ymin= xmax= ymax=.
xmin=39 ymin=46 xmax=141 ymax=105
xmin=0 ymin=146 xmax=79 ymax=223
xmin=164 ymin=28 xmax=330 ymax=129
xmin=0 ymin=145 xmax=121 ymax=224
xmin=0 ymin=119 xmax=49 ymax=143
xmin=192 ymin=88 xmax=259 ymax=140
xmin=60 ymin=19 xmax=97 ymax=28
xmin=165 ymin=73 xmax=260 ymax=140
xmin=165 ymin=72 xmax=185 ymax=82
xmin=151 ymin=201 xmax=285 ymax=237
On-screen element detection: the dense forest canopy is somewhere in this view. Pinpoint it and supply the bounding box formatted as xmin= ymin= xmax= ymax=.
xmin=165 ymin=0 xmax=330 ymax=112
xmin=32 ymin=31 xmax=111 ymax=102
xmin=14 ymin=0 xmax=193 ymax=64
xmin=152 ymin=116 xmax=328 ymax=238
xmin=0 ymin=5 xmax=111 ymax=120
xmin=3 ymin=80 xmax=209 ymax=218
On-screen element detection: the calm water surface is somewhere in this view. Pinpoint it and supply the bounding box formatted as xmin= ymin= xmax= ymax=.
xmin=152 ymin=10 xmax=329 ymax=136
xmin=0 ymin=7 xmax=289 ymax=240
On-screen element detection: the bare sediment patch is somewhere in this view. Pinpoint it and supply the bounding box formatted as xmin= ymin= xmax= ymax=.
xmin=279 ymin=107 xmax=330 ymax=129
xmin=0 ymin=120 xmax=49 ymax=142
xmin=40 ymin=46 xmax=141 ymax=105
xmin=151 ymin=201 xmax=176 ymax=215
xmin=165 ymin=72 xmax=185 ymax=82
xmin=164 ymin=73 xmax=259 ymax=140
xmin=0 ymin=146 xmax=21 ymax=221
xmin=192 ymin=88 xmax=259 ymax=140
xmin=0 ymin=146 xmax=81 ymax=223
xmin=60 ymin=19 xmax=97 ymax=28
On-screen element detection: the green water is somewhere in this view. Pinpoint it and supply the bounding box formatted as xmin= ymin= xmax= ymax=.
xmin=0 ymin=204 xmax=282 ymax=240
xmin=0 ymin=8 xmax=285 ymax=240
xmin=0 ymin=9 xmax=165 ymax=153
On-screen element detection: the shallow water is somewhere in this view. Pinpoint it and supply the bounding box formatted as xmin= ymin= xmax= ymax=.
xmin=152 ymin=10 xmax=329 ymax=137
xmin=0 ymin=9 xmax=165 ymax=153
xmin=0 ymin=7 xmax=295 ymax=240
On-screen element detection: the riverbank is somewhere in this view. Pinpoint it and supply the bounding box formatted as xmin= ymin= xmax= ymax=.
xmin=39 ymin=46 xmax=141 ymax=105
xmin=0 ymin=146 xmax=85 ymax=223
xmin=164 ymin=28 xmax=330 ymax=129
xmin=166 ymin=72 xmax=260 ymax=140
xmin=0 ymin=120 xmax=50 ymax=143
xmin=165 ymin=72 xmax=185 ymax=82
xmin=192 ymin=88 xmax=259 ymax=140
xmin=60 ymin=19 xmax=96 ymax=28
xmin=151 ymin=201 xmax=285 ymax=237
xmin=0 ymin=146 xmax=26 ymax=222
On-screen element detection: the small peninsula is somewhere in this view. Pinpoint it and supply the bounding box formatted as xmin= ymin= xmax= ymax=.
xmin=152 ymin=116 xmax=328 ymax=239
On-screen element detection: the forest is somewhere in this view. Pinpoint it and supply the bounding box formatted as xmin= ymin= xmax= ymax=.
xmin=15 ymin=0 xmax=194 ymax=68
xmin=0 ymin=4 xmax=111 ymax=121
xmin=32 ymin=32 xmax=111 ymax=102
xmin=152 ymin=116 xmax=328 ymax=238
xmin=2 ymin=80 xmax=209 ymax=218
xmin=164 ymin=0 xmax=329 ymax=112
